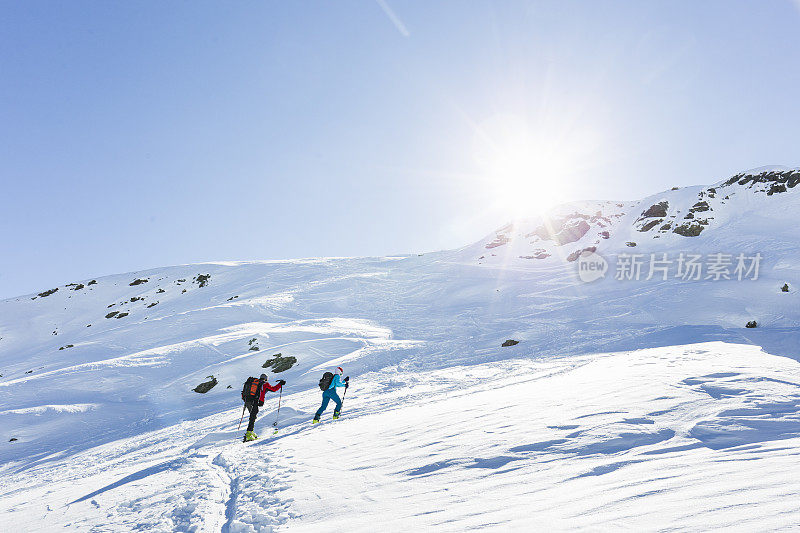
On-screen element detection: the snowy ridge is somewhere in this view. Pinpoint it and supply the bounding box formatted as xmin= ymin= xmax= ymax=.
xmin=466 ymin=167 xmax=800 ymax=265
xmin=1 ymin=169 xmax=800 ymax=530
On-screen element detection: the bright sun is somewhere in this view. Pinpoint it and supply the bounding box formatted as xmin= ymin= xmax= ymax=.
xmin=472 ymin=113 xmax=596 ymax=218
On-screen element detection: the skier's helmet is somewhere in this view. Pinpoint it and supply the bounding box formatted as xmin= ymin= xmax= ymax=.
xmin=335 ymin=366 xmax=343 ymax=375
xmin=260 ymin=373 xmax=268 ymax=380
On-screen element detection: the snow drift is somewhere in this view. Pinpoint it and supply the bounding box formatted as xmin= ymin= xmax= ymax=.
xmin=1 ymin=168 xmax=799 ymax=531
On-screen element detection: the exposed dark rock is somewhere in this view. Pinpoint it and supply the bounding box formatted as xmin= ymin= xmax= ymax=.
xmin=768 ymin=183 xmax=787 ymax=195
xmin=599 ymin=231 xmax=610 ymax=239
xmin=745 ymin=320 xmax=758 ymax=329
xmin=227 ymin=385 xmax=232 ymax=389
xmin=193 ymin=376 xmax=218 ymax=393
xmin=249 ymin=346 xmax=260 ymax=351
xmin=147 ymin=302 xmax=158 ymax=308
xmin=725 ymin=169 xmax=800 ymax=190
xmin=554 ymin=220 xmax=590 ymax=245
xmin=156 ymin=288 xmax=165 ymax=294
xmin=177 ymin=279 xmax=186 ymax=283
xmin=182 ymin=289 xmax=187 ymax=294
xmin=781 ymin=283 xmax=790 ymax=293
xmin=38 ymin=288 xmax=58 ymax=298
xmin=130 ymin=297 xmax=143 ymax=302
xmin=501 ymin=339 xmax=519 ymax=347
xmin=626 ymin=242 xmax=637 ymax=247
xmin=532 ymin=218 xmax=592 ymax=246
xmin=639 ymin=219 xmax=662 ymax=232
xmin=88 ymin=280 xmax=97 ymax=286
xmin=640 ymin=201 xmax=668 ymax=219
xmin=58 ymin=345 xmax=74 ymax=351
xmin=567 ymin=246 xmax=597 ymax=262
xmin=671 ymin=187 xmax=680 ymax=190
xmin=129 ymin=278 xmax=149 ymax=286
xmin=105 ymin=311 xmax=119 ymax=319
xmin=194 ymin=274 xmax=211 ymax=287
xmin=116 ymin=312 xmax=129 ymax=319
xmin=25 ymin=370 xmax=33 ymax=374
xmin=684 ymin=212 xmax=695 ymax=219
xmin=673 ymin=222 xmax=705 ymax=237
xmin=227 ymin=295 xmax=239 ymax=301
xmin=485 ymin=235 xmax=510 ymax=249
xmin=659 ymin=223 xmax=672 ymax=231
xmin=107 ymin=304 xmax=115 ymax=308
xmin=690 ymin=201 xmax=710 ymax=213
xmin=9 ymin=438 xmax=17 ymax=442
xmin=262 ymin=353 xmax=297 ymax=373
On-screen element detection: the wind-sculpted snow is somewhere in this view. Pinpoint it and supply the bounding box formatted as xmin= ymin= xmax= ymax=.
xmin=1 ymin=343 xmax=799 ymax=530
xmin=0 ymin=170 xmax=799 ymax=529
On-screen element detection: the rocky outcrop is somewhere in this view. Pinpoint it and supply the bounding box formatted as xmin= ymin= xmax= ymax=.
xmin=485 ymin=235 xmax=510 ymax=249
xmin=567 ymin=246 xmax=597 ymax=262
xmin=193 ymin=376 xmax=218 ymax=393
xmin=673 ymin=222 xmax=706 ymax=237
xmin=724 ymin=169 xmax=800 ymax=192
xmin=639 ymin=219 xmax=662 ymax=232
xmin=639 ymin=201 xmax=668 ymax=219
xmin=262 ymin=353 xmax=297 ymax=373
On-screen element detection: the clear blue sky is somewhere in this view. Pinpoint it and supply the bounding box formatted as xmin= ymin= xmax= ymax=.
xmin=2 ymin=1 xmax=799 ymax=298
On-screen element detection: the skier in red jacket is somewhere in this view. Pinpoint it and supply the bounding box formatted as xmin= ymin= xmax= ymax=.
xmin=242 ymin=373 xmax=285 ymax=442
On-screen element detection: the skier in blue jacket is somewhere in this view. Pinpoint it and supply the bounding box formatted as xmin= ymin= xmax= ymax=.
xmin=313 ymin=366 xmax=349 ymax=423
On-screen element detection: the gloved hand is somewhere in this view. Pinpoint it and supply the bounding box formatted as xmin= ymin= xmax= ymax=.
xmin=277 ymin=379 xmax=286 ymax=386
xmin=344 ymin=376 xmax=350 ymax=382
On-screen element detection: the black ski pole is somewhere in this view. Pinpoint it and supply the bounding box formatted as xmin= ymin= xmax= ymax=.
xmin=340 ymin=383 xmax=349 ymax=412
xmin=237 ymin=403 xmax=246 ymax=431
xmin=273 ymin=387 xmax=283 ymax=434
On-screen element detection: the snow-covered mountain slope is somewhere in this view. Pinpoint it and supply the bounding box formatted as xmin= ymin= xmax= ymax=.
xmin=2 ymin=343 xmax=799 ymax=531
xmin=1 ymin=168 xmax=799 ymax=530
xmin=465 ymin=167 xmax=800 ymax=265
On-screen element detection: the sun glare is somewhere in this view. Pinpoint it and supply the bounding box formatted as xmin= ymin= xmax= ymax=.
xmin=473 ymin=113 xmax=597 ymax=219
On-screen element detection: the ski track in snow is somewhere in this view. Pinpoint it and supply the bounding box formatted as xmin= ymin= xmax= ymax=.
xmin=2 ymin=343 xmax=800 ymax=531
xmin=1 ymin=177 xmax=800 ymax=530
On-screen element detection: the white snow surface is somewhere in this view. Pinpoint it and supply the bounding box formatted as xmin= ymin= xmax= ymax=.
xmin=1 ymin=171 xmax=800 ymax=530
xmin=2 ymin=344 xmax=800 ymax=531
